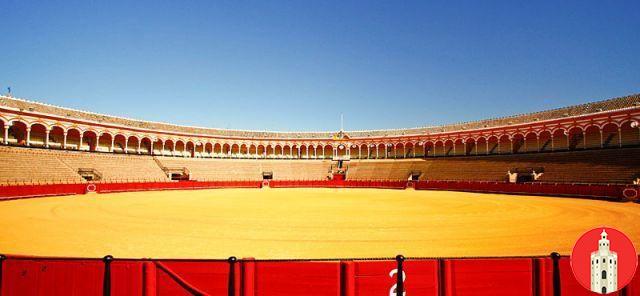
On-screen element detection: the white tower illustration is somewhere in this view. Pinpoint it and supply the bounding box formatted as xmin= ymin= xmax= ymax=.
xmin=590 ymin=229 xmax=617 ymax=294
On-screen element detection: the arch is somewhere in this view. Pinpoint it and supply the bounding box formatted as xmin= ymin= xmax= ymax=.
xmin=524 ymin=132 xmax=538 ymax=152
xmin=433 ymin=140 xmax=445 ymax=157
xmin=300 ymin=145 xmax=308 ymax=159
xmin=175 ymin=140 xmax=186 ymax=156
xmin=464 ymin=138 xmax=476 ymax=155
xmin=282 ymin=145 xmax=292 ymax=158
xmin=8 ymin=120 xmax=29 ymax=146
xmin=453 ymin=139 xmax=465 ymax=156
xmin=140 ymin=137 xmax=153 ymax=155
xmin=567 ymin=127 xmax=584 ymax=150
xmin=413 ymin=142 xmax=424 ymax=158
xmin=405 ymin=142 xmax=416 ymax=158
xmin=321 ymin=145 xmax=332 ymax=159
xmin=49 ymin=125 xmax=66 ymax=148
xmin=551 ymin=129 xmax=568 ymax=151
xmin=620 ymin=120 xmax=640 ymax=147
xmin=29 ymin=122 xmax=48 ymax=147
xmin=81 ymin=130 xmax=98 ymax=151
xmin=248 ymin=144 xmax=256 ymax=158
xmin=601 ymin=123 xmax=619 ymax=148
xmin=112 ymin=134 xmax=127 ymax=153
xmin=127 ymin=136 xmax=140 ymax=154
xmin=222 ymin=143 xmax=231 ymax=157
xmin=273 ymin=145 xmax=283 ymax=158
xmin=349 ymin=144 xmax=359 ymax=159
xmin=256 ymin=144 xmax=265 ymax=158
xmin=475 ymin=137 xmax=488 ymax=155
xmin=486 ymin=136 xmax=499 ymax=154
xmin=443 ymin=140 xmax=454 ymax=156
xmin=213 ymin=143 xmax=222 ymax=156
xmin=394 ymin=143 xmax=404 ymax=158
xmin=162 ymin=139 xmax=175 ymax=156
xmin=152 ymin=139 xmax=164 ymax=155
xmin=266 ymin=145 xmax=274 ymax=158
xmin=424 ymin=141 xmax=435 ymax=157
xmin=511 ymin=133 xmax=525 ymax=153
xmin=538 ymin=131 xmax=552 ymax=152
xmin=584 ymin=125 xmax=602 ymax=149
xmin=201 ymin=142 xmax=211 ymax=157
xmin=98 ymin=132 xmax=113 ymax=152
xmin=498 ymin=135 xmax=511 ymax=154
xmin=65 ymin=128 xmax=82 ymax=150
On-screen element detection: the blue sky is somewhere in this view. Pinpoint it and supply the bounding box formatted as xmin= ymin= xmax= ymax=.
xmin=1 ymin=1 xmax=639 ymax=131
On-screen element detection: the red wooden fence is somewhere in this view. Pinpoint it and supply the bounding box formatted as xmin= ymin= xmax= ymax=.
xmin=1 ymin=255 xmax=638 ymax=295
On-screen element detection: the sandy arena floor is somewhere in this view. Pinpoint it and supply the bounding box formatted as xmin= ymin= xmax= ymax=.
xmin=0 ymin=188 xmax=638 ymax=259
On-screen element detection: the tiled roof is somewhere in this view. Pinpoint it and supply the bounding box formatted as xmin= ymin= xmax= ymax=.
xmin=1 ymin=93 xmax=639 ymax=139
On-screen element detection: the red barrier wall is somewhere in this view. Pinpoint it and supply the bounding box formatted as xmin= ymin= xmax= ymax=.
xmin=1 ymin=180 xmax=636 ymax=202
xmin=414 ymin=180 xmax=636 ymax=201
xmin=2 ymin=255 xmax=638 ymax=296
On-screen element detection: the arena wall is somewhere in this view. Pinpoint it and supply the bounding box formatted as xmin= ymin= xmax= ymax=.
xmin=1 ymin=254 xmax=639 ymax=295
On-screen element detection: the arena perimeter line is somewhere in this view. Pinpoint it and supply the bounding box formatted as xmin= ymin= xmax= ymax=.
xmin=0 ymin=188 xmax=638 ymax=259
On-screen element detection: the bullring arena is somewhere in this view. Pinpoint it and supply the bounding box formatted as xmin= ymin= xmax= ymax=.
xmin=1 ymin=94 xmax=640 ymax=295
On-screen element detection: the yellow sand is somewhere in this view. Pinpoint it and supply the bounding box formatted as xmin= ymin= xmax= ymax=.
xmin=0 ymin=188 xmax=638 ymax=259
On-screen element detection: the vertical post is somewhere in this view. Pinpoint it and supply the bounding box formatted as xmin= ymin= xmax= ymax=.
xmin=242 ymin=258 xmax=255 ymax=296
xmin=143 ymin=261 xmax=157 ymax=296
xmin=551 ymin=252 xmax=561 ymax=296
xmin=618 ymin=127 xmax=622 ymax=147
xmin=0 ymin=254 xmax=5 ymax=294
xmin=3 ymin=125 xmax=8 ymax=145
xmin=396 ymin=255 xmax=405 ymax=296
xmin=63 ymin=131 xmax=67 ymax=149
xmin=103 ymin=255 xmax=113 ymax=296
xmin=25 ymin=128 xmax=31 ymax=146
xmin=343 ymin=261 xmax=355 ymax=296
xmin=600 ymin=129 xmax=604 ymax=148
xmin=228 ymin=257 xmax=237 ymax=296
xmin=45 ymin=129 xmax=50 ymax=148
xmin=79 ymin=132 xmax=83 ymax=150
xmin=438 ymin=258 xmax=446 ymax=296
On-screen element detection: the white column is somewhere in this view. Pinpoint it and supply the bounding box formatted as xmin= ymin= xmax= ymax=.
xmin=95 ymin=134 xmax=100 ymax=152
xmin=111 ymin=138 xmax=115 ymax=152
xmin=3 ymin=125 xmax=8 ymax=145
xmin=600 ymin=130 xmax=604 ymax=148
xmin=79 ymin=133 xmax=83 ymax=150
xmin=618 ymin=127 xmax=622 ymax=147
xmin=44 ymin=129 xmax=50 ymax=148
xmin=25 ymin=128 xmax=31 ymax=146
xmin=124 ymin=140 xmax=128 ymax=154
xmin=137 ymin=141 xmax=141 ymax=154
xmin=63 ymin=131 xmax=67 ymax=149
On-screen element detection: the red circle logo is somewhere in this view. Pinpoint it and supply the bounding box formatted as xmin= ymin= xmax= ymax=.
xmin=571 ymin=227 xmax=638 ymax=294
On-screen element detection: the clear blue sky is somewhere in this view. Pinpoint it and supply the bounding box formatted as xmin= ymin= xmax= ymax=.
xmin=1 ymin=1 xmax=639 ymax=132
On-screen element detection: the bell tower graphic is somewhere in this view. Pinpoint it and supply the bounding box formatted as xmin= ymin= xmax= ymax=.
xmin=590 ymin=229 xmax=618 ymax=294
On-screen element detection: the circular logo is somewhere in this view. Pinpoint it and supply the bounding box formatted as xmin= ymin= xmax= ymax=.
xmin=571 ymin=227 xmax=637 ymax=294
